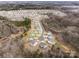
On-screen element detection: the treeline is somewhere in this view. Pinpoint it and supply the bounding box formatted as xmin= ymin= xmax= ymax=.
xmin=42 ymin=12 xmax=79 ymax=56
xmin=0 ymin=4 xmax=58 ymax=11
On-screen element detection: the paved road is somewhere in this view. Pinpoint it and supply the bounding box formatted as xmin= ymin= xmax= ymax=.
xmin=12 ymin=10 xmax=76 ymax=55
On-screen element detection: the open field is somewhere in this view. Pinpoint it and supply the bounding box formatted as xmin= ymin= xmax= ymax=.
xmin=0 ymin=10 xmax=66 ymax=21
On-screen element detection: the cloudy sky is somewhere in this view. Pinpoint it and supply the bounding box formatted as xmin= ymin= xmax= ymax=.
xmin=0 ymin=0 xmax=79 ymax=1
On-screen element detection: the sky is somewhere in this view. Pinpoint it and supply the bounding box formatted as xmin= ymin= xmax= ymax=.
xmin=0 ymin=0 xmax=79 ymax=1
